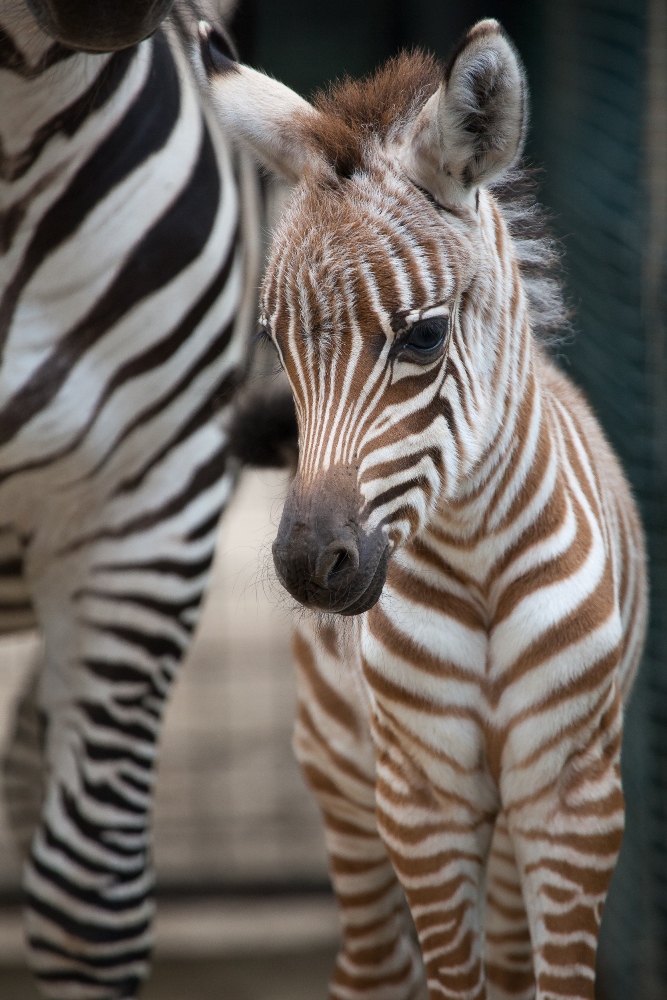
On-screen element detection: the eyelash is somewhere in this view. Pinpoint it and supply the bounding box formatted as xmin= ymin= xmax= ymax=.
xmin=254 ymin=325 xmax=272 ymax=345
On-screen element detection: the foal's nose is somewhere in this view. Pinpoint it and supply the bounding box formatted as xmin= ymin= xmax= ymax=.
xmin=272 ymin=518 xmax=361 ymax=608
xmin=272 ymin=470 xmax=390 ymax=616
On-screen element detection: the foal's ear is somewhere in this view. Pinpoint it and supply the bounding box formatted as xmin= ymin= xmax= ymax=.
xmin=399 ymin=20 xmax=526 ymax=207
xmin=198 ymin=21 xmax=321 ymax=183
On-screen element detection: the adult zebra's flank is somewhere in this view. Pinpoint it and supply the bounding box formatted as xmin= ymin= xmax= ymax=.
xmin=0 ymin=2 xmax=260 ymax=997
xmin=203 ymin=19 xmax=648 ymax=1000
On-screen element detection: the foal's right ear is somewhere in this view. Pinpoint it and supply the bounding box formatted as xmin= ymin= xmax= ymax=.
xmin=198 ymin=21 xmax=322 ymax=183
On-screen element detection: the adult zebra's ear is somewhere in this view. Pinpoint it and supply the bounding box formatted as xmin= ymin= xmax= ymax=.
xmin=198 ymin=21 xmax=321 ymax=183
xmin=399 ymin=19 xmax=527 ymax=208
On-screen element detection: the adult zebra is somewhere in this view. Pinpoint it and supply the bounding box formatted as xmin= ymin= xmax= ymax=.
xmin=202 ymin=19 xmax=648 ymax=1000
xmin=0 ymin=2 xmax=260 ymax=997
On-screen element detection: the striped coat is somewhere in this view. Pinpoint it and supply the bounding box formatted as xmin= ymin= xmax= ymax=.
xmin=202 ymin=18 xmax=648 ymax=1000
xmin=0 ymin=5 xmax=259 ymax=998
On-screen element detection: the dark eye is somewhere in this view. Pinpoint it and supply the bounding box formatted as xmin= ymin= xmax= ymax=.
xmin=404 ymin=316 xmax=449 ymax=354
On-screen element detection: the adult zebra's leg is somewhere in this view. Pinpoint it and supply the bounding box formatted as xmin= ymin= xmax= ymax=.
xmin=2 ymin=658 xmax=47 ymax=864
xmin=485 ymin=812 xmax=535 ymax=1000
xmin=20 ymin=463 xmax=236 ymax=1000
xmin=0 ymin=526 xmax=44 ymax=863
xmin=0 ymin=526 xmax=36 ymax=634
xmin=292 ymin=618 xmax=424 ymax=1000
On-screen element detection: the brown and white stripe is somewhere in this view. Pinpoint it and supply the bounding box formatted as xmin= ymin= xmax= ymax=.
xmin=203 ymin=17 xmax=647 ymax=1000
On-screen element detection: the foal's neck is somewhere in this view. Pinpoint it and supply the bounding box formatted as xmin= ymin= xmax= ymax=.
xmin=433 ymin=273 xmax=541 ymax=542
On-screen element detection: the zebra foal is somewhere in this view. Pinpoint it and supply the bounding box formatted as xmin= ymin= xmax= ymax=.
xmin=202 ymin=19 xmax=648 ymax=1000
xmin=0 ymin=1 xmax=259 ymax=997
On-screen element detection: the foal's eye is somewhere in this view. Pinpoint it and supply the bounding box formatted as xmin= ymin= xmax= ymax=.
xmin=255 ymin=323 xmax=283 ymax=374
xmin=404 ymin=316 xmax=449 ymax=356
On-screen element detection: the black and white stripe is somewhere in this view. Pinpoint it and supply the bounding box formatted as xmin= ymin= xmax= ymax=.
xmin=0 ymin=5 xmax=259 ymax=997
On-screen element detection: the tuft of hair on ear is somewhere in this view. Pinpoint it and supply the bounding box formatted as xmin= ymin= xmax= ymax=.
xmin=226 ymin=384 xmax=299 ymax=469
xmin=490 ymin=164 xmax=572 ymax=347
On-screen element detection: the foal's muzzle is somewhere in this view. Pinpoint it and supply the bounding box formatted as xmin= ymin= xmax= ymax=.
xmin=273 ymin=472 xmax=389 ymax=615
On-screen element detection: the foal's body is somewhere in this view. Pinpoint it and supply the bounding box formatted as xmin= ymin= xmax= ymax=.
xmin=202 ymin=19 xmax=647 ymax=999
xmin=293 ymin=349 xmax=644 ymax=1000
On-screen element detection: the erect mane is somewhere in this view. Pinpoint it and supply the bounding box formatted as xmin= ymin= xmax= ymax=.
xmin=302 ymin=50 xmax=442 ymax=178
xmin=491 ymin=167 xmax=571 ymax=346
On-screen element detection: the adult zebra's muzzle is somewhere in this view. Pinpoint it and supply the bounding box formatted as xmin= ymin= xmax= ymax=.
xmin=273 ymin=471 xmax=390 ymax=616
xmin=25 ymin=0 xmax=175 ymax=51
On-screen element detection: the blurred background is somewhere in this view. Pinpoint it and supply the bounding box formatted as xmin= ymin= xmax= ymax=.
xmin=0 ymin=1 xmax=665 ymax=998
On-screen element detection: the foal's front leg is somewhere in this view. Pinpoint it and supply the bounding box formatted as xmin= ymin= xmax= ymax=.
xmin=485 ymin=812 xmax=535 ymax=1000
xmin=292 ymin=618 xmax=424 ymax=1000
xmin=371 ymin=726 xmax=496 ymax=1000
xmin=503 ymin=681 xmax=625 ymax=1000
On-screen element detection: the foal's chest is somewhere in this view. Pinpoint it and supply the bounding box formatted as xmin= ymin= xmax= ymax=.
xmin=358 ymin=543 xmax=493 ymax=771
xmin=357 ymin=521 xmax=623 ymax=794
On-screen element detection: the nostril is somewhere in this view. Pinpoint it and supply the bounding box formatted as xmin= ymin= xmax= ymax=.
xmin=312 ymin=538 xmax=359 ymax=589
xmin=328 ymin=547 xmax=352 ymax=581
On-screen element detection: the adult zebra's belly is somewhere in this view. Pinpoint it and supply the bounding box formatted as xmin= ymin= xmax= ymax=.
xmin=0 ymin=174 xmax=245 ymax=539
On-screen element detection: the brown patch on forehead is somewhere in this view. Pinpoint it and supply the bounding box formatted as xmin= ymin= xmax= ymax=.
xmin=280 ymin=215 xmax=405 ymax=340
xmin=295 ymin=50 xmax=442 ymax=178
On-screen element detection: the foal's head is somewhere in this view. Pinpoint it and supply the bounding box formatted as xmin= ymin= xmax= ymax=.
xmin=203 ymin=20 xmax=533 ymax=614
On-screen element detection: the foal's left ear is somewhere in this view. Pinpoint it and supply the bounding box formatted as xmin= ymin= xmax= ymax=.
xmin=399 ymin=20 xmax=526 ymax=208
